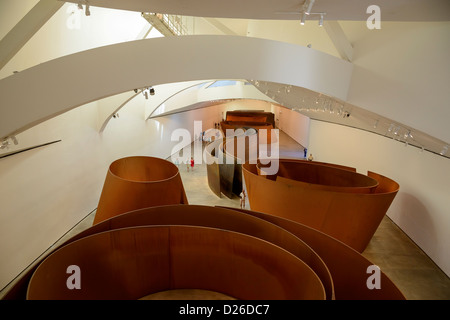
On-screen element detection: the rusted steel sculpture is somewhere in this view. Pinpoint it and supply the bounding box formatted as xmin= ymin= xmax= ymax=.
xmin=4 ymin=205 xmax=404 ymax=300
xmin=220 ymin=121 xmax=275 ymax=143
xmin=220 ymin=111 xmax=276 ymax=144
xmin=242 ymin=159 xmax=400 ymax=252
xmin=93 ymin=156 xmax=188 ymax=224
xmin=224 ymin=111 xmax=275 ymax=127
xmin=233 ymin=207 xmax=405 ymax=300
xmin=26 ymin=226 xmax=325 ymax=300
xmin=205 ymin=130 xmax=256 ymax=198
xmin=2 ymin=151 xmax=404 ymax=300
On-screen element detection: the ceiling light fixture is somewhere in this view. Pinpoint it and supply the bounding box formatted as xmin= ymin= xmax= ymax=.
xmin=304 ymin=0 xmax=316 ymax=15
xmin=300 ymin=13 xmax=306 ymax=25
xmin=388 ymin=123 xmax=394 ymax=133
xmin=299 ymin=0 xmax=325 ymax=26
xmin=1 ymin=138 xmax=10 ymax=150
xmin=440 ymin=145 xmax=448 ymax=156
xmin=85 ymin=4 xmax=90 ymax=16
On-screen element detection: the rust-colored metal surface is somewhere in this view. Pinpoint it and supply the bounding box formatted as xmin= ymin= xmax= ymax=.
xmin=226 ymin=115 xmax=268 ymax=123
xmin=274 ymin=160 xmax=379 ymax=193
xmin=221 ymin=122 xmax=276 ymax=144
xmin=205 ymin=139 xmax=236 ymax=198
xmin=76 ymin=205 xmax=335 ymax=300
xmin=205 ymin=148 xmax=222 ymax=198
xmin=242 ymin=160 xmax=399 ymax=252
xmin=225 ymin=111 xmax=275 ymax=127
xmin=93 ymin=156 xmax=188 ymax=224
xmin=232 ymin=207 xmax=405 ymax=300
xmin=26 ymin=225 xmax=326 ymax=300
xmin=4 ymin=205 xmax=405 ymax=300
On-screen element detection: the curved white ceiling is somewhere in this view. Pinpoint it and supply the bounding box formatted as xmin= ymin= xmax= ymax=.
xmin=64 ymin=0 xmax=450 ymax=21
xmin=0 ymin=35 xmax=352 ymax=139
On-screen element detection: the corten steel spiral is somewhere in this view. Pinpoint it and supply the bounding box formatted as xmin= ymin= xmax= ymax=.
xmin=242 ymin=160 xmax=399 ymax=253
xmin=54 ymin=205 xmax=334 ymax=300
xmin=26 ymin=225 xmax=326 ymax=300
xmin=3 ymin=205 xmax=405 ymax=300
xmin=93 ymin=156 xmax=188 ymax=224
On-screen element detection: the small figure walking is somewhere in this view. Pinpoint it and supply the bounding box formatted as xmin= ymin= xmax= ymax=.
xmin=190 ymin=157 xmax=195 ymax=171
xmin=186 ymin=158 xmax=190 ymax=172
xmin=240 ymin=189 xmax=246 ymax=209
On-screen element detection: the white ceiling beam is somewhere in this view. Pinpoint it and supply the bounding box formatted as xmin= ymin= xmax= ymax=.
xmin=323 ymin=21 xmax=353 ymax=62
xmin=0 ymin=36 xmax=353 ymax=138
xmin=0 ymin=0 xmax=64 ymax=71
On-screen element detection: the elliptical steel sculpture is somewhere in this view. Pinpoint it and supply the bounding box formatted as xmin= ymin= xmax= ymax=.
xmin=93 ymin=156 xmax=188 ymax=224
xmin=242 ymin=159 xmax=399 ymax=252
xmin=2 ymin=155 xmax=404 ymax=300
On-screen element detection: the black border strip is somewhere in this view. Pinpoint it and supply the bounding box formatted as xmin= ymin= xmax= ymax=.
xmin=0 ymin=140 xmax=62 ymax=160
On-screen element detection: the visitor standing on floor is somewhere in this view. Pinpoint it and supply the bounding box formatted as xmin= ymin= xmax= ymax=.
xmin=190 ymin=157 xmax=195 ymax=171
xmin=186 ymin=158 xmax=190 ymax=172
xmin=240 ymin=189 xmax=246 ymax=209
xmin=308 ymin=153 xmax=314 ymax=161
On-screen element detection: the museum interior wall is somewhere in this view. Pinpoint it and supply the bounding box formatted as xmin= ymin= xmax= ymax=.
xmin=0 ymin=3 xmax=449 ymax=292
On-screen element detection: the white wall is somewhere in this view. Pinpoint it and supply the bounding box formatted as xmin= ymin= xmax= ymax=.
xmin=247 ymin=19 xmax=341 ymax=58
xmin=272 ymin=105 xmax=310 ymax=148
xmin=336 ymin=21 xmax=450 ymax=277
xmin=345 ymin=21 xmax=450 ymax=144
xmin=0 ymin=3 xmax=152 ymax=80
xmin=307 ymin=120 xmax=450 ymax=277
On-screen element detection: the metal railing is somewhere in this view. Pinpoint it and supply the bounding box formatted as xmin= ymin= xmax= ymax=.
xmin=142 ymin=12 xmax=192 ymax=36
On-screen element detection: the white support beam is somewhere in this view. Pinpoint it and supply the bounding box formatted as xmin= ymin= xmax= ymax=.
xmin=323 ymin=21 xmax=353 ymax=62
xmin=0 ymin=0 xmax=64 ymax=71
xmin=135 ymin=24 xmax=154 ymax=40
xmin=204 ymin=18 xmax=238 ymax=35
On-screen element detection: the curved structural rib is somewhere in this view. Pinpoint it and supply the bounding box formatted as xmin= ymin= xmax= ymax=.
xmin=0 ymin=35 xmax=352 ymax=139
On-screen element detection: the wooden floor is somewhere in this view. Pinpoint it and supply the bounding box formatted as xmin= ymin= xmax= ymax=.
xmin=2 ymin=130 xmax=449 ymax=300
